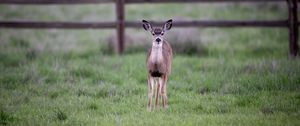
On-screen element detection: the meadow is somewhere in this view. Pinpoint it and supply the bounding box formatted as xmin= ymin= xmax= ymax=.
xmin=0 ymin=3 xmax=300 ymax=126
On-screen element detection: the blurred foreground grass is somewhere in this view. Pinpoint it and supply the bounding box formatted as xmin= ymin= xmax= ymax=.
xmin=0 ymin=3 xmax=300 ymax=126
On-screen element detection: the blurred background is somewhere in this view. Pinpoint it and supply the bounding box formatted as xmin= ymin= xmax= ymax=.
xmin=0 ymin=3 xmax=290 ymax=56
xmin=0 ymin=2 xmax=300 ymax=126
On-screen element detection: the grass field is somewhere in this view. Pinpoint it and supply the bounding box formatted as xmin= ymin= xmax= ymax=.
xmin=0 ymin=3 xmax=300 ymax=126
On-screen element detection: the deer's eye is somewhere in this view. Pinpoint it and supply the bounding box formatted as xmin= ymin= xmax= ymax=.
xmin=152 ymin=33 xmax=155 ymax=35
xmin=161 ymin=33 xmax=164 ymax=35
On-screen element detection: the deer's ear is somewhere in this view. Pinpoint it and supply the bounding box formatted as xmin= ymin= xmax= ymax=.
xmin=142 ymin=20 xmax=152 ymax=31
xmin=163 ymin=19 xmax=173 ymax=31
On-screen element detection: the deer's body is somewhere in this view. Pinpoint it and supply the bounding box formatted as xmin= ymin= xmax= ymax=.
xmin=147 ymin=40 xmax=172 ymax=78
xmin=143 ymin=19 xmax=173 ymax=111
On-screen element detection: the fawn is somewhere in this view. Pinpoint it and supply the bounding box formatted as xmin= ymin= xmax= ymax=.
xmin=142 ymin=19 xmax=173 ymax=111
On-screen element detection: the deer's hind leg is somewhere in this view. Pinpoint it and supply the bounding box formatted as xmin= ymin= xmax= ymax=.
xmin=147 ymin=74 xmax=154 ymax=112
xmin=161 ymin=75 xmax=168 ymax=111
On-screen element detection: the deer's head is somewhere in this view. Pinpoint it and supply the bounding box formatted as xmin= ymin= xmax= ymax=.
xmin=142 ymin=19 xmax=173 ymax=46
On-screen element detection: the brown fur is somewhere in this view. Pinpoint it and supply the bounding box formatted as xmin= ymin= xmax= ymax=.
xmin=143 ymin=19 xmax=173 ymax=111
xmin=146 ymin=40 xmax=172 ymax=111
xmin=146 ymin=41 xmax=172 ymax=77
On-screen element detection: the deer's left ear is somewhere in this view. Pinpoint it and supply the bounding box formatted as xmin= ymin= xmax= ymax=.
xmin=163 ymin=19 xmax=173 ymax=31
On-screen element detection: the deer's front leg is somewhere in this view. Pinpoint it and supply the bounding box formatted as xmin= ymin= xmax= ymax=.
xmin=154 ymin=78 xmax=160 ymax=110
xmin=147 ymin=74 xmax=153 ymax=112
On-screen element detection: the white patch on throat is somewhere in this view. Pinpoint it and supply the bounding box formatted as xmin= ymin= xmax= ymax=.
xmin=150 ymin=42 xmax=163 ymax=64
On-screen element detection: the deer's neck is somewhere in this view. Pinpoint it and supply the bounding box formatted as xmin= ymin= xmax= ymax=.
xmin=150 ymin=42 xmax=163 ymax=64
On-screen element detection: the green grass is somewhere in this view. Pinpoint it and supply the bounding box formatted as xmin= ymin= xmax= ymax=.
xmin=0 ymin=3 xmax=300 ymax=126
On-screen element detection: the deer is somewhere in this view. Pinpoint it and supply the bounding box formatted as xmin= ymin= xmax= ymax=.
xmin=142 ymin=19 xmax=173 ymax=111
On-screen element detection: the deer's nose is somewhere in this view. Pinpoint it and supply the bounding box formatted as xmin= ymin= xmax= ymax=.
xmin=156 ymin=38 xmax=161 ymax=43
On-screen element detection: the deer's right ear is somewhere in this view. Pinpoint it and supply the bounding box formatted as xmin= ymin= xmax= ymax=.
xmin=142 ymin=20 xmax=152 ymax=31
